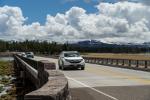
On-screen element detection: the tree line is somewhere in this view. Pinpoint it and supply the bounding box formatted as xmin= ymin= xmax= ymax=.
xmin=0 ymin=40 xmax=150 ymax=54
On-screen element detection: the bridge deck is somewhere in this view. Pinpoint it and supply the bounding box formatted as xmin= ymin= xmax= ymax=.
xmin=34 ymin=56 xmax=150 ymax=100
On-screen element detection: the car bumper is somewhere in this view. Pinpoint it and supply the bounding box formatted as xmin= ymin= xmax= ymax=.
xmin=64 ymin=64 xmax=85 ymax=68
xmin=62 ymin=59 xmax=85 ymax=69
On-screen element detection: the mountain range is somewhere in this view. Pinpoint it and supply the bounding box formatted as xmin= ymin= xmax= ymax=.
xmin=69 ymin=40 xmax=150 ymax=48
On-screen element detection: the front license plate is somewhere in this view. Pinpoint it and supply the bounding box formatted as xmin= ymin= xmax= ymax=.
xmin=73 ymin=64 xmax=78 ymax=66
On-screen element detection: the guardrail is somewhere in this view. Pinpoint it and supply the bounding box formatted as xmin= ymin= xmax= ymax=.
xmin=14 ymin=55 xmax=70 ymax=100
xmin=35 ymin=54 xmax=150 ymax=71
xmin=83 ymin=57 xmax=150 ymax=71
xmin=14 ymin=55 xmax=49 ymax=88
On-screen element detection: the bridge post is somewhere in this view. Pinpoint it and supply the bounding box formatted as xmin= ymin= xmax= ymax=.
xmin=122 ymin=59 xmax=125 ymax=66
xmin=136 ymin=60 xmax=139 ymax=67
xmin=101 ymin=58 xmax=104 ymax=64
xmin=94 ymin=58 xmax=97 ymax=63
xmin=37 ymin=61 xmax=49 ymax=87
xmin=89 ymin=58 xmax=91 ymax=63
xmin=111 ymin=59 xmax=113 ymax=65
xmin=106 ymin=59 xmax=108 ymax=65
xmin=96 ymin=58 xmax=99 ymax=64
xmin=85 ymin=57 xmax=88 ymax=63
xmin=103 ymin=58 xmax=105 ymax=64
xmin=128 ymin=60 xmax=131 ymax=67
xmin=145 ymin=61 xmax=148 ymax=68
xmin=90 ymin=58 xmax=92 ymax=63
xmin=116 ymin=59 xmax=118 ymax=65
xmin=93 ymin=58 xmax=96 ymax=63
xmin=97 ymin=58 xmax=100 ymax=64
xmin=88 ymin=58 xmax=91 ymax=63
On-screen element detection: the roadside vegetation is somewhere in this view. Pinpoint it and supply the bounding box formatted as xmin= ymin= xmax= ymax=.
xmin=0 ymin=61 xmax=12 ymax=76
xmin=0 ymin=40 xmax=150 ymax=54
xmin=82 ymin=53 xmax=150 ymax=60
xmin=0 ymin=61 xmax=16 ymax=100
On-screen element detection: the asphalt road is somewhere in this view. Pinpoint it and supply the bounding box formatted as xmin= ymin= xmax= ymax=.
xmin=34 ymin=56 xmax=150 ymax=100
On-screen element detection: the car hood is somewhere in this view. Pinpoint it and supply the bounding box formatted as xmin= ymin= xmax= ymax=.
xmin=64 ymin=57 xmax=83 ymax=60
xmin=26 ymin=54 xmax=33 ymax=55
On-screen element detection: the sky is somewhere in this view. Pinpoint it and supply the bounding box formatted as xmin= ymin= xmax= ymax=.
xmin=0 ymin=0 xmax=117 ymax=24
xmin=0 ymin=0 xmax=150 ymax=43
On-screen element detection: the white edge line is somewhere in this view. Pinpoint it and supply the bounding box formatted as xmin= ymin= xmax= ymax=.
xmin=66 ymin=76 xmax=119 ymax=100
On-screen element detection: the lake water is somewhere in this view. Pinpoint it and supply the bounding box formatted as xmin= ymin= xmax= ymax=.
xmin=0 ymin=57 xmax=14 ymax=61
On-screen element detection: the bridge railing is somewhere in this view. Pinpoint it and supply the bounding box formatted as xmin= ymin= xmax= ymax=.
xmin=14 ymin=55 xmax=49 ymax=88
xmin=14 ymin=55 xmax=70 ymax=100
xmin=83 ymin=57 xmax=150 ymax=71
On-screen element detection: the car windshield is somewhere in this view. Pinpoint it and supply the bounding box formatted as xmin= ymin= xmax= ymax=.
xmin=26 ymin=52 xmax=32 ymax=54
xmin=64 ymin=53 xmax=80 ymax=57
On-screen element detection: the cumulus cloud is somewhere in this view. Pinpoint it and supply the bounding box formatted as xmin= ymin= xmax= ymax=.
xmin=0 ymin=2 xmax=150 ymax=43
xmin=0 ymin=6 xmax=46 ymax=40
xmin=0 ymin=6 xmax=25 ymax=36
xmin=139 ymin=0 xmax=150 ymax=5
xmin=119 ymin=0 xmax=150 ymax=5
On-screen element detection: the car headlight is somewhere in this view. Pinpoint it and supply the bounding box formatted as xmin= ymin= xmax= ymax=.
xmin=64 ymin=59 xmax=70 ymax=62
xmin=81 ymin=59 xmax=85 ymax=62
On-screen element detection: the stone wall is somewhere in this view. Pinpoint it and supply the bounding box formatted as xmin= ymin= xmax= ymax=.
xmin=14 ymin=55 xmax=70 ymax=100
xmin=24 ymin=70 xmax=70 ymax=100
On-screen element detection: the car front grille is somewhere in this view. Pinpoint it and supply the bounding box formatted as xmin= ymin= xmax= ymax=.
xmin=67 ymin=59 xmax=82 ymax=63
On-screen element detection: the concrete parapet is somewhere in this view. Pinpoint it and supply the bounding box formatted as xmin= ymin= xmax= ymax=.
xmin=39 ymin=60 xmax=56 ymax=70
xmin=14 ymin=55 xmax=70 ymax=100
xmin=24 ymin=70 xmax=70 ymax=100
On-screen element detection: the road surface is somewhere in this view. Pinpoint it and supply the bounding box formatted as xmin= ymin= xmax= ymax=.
xmin=34 ymin=56 xmax=150 ymax=100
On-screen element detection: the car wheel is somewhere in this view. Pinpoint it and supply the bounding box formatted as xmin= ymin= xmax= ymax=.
xmin=61 ymin=65 xmax=65 ymax=70
xmin=59 ymin=65 xmax=61 ymax=70
xmin=58 ymin=63 xmax=61 ymax=69
xmin=81 ymin=67 xmax=85 ymax=70
xmin=58 ymin=60 xmax=62 ymax=69
xmin=61 ymin=61 xmax=65 ymax=70
xmin=62 ymin=66 xmax=64 ymax=70
xmin=62 ymin=63 xmax=66 ymax=70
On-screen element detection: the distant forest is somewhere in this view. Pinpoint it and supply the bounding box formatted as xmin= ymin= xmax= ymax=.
xmin=0 ymin=40 xmax=150 ymax=54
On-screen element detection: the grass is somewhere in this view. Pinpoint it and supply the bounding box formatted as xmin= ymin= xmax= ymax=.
xmin=0 ymin=61 xmax=12 ymax=85
xmin=0 ymin=93 xmax=16 ymax=100
xmin=0 ymin=85 xmax=16 ymax=100
xmin=82 ymin=53 xmax=150 ymax=60
xmin=0 ymin=61 xmax=12 ymax=76
xmin=0 ymin=86 xmax=4 ymax=93
xmin=0 ymin=78 xmax=10 ymax=85
xmin=0 ymin=61 xmax=16 ymax=100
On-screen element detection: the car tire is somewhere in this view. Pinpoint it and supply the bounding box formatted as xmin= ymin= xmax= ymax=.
xmin=81 ymin=67 xmax=85 ymax=70
xmin=58 ymin=63 xmax=61 ymax=70
xmin=59 ymin=65 xmax=61 ymax=70
xmin=61 ymin=65 xmax=65 ymax=70
xmin=61 ymin=61 xmax=65 ymax=70
xmin=58 ymin=60 xmax=62 ymax=70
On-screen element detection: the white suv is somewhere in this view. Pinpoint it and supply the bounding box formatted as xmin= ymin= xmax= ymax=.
xmin=26 ymin=52 xmax=34 ymax=58
xmin=58 ymin=51 xmax=85 ymax=70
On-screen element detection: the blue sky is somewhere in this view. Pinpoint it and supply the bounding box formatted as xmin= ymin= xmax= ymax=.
xmin=0 ymin=0 xmax=149 ymax=43
xmin=0 ymin=0 xmax=117 ymax=24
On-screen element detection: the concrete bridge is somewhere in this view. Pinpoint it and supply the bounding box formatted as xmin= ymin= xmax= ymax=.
xmin=13 ymin=55 xmax=70 ymax=100
xmin=13 ymin=55 xmax=150 ymax=100
xmin=34 ymin=56 xmax=150 ymax=100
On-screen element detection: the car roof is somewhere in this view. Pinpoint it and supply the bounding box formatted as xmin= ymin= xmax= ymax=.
xmin=26 ymin=52 xmax=33 ymax=53
xmin=62 ymin=51 xmax=78 ymax=53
